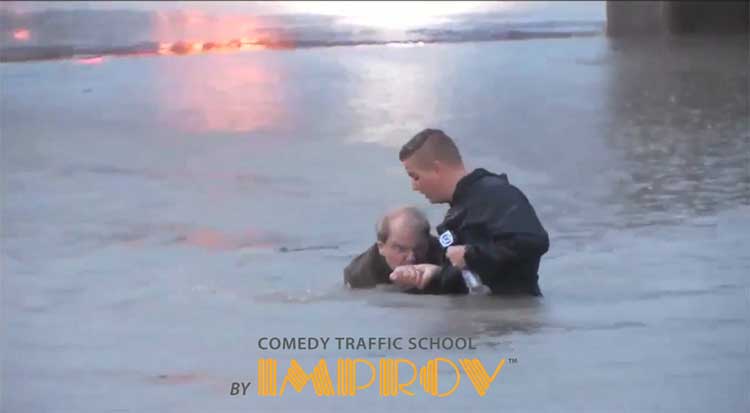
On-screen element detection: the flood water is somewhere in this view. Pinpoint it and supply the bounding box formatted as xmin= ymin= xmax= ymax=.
xmin=2 ymin=34 xmax=748 ymax=412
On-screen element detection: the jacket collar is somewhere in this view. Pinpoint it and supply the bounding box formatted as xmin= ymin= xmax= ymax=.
xmin=450 ymin=168 xmax=509 ymax=206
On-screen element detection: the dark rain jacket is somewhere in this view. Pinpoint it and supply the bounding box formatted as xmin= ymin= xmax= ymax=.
xmin=424 ymin=168 xmax=550 ymax=296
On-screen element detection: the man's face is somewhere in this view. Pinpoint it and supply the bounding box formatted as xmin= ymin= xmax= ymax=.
xmin=377 ymin=219 xmax=429 ymax=270
xmin=402 ymin=156 xmax=444 ymax=203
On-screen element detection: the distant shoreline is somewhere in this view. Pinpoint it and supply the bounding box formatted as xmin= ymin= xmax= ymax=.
xmin=0 ymin=30 xmax=602 ymax=64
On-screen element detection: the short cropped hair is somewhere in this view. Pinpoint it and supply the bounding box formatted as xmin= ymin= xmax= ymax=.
xmin=375 ymin=206 xmax=430 ymax=243
xmin=398 ymin=128 xmax=463 ymax=166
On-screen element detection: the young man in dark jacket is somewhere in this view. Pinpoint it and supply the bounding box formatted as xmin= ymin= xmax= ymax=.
xmin=390 ymin=129 xmax=550 ymax=296
xmin=344 ymin=206 xmax=443 ymax=288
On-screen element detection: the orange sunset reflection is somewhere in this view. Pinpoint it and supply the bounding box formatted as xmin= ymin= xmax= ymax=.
xmin=75 ymin=56 xmax=105 ymax=65
xmin=152 ymin=10 xmax=293 ymax=56
xmin=156 ymin=38 xmax=269 ymax=56
xmin=152 ymin=12 xmax=288 ymax=134
xmin=13 ymin=28 xmax=30 ymax=41
xmin=156 ymin=60 xmax=286 ymax=134
xmin=154 ymin=52 xmax=286 ymax=134
xmin=180 ymin=228 xmax=285 ymax=251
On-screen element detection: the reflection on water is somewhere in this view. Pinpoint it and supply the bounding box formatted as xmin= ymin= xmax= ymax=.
xmin=154 ymin=54 xmax=287 ymax=134
xmin=424 ymin=297 xmax=548 ymax=339
xmin=603 ymin=36 xmax=749 ymax=226
xmin=174 ymin=227 xmax=286 ymax=251
xmin=345 ymin=46 xmax=442 ymax=147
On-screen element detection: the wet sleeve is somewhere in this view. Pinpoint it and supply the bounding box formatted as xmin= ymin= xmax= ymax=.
xmin=462 ymin=185 xmax=549 ymax=282
xmin=343 ymin=249 xmax=380 ymax=288
xmin=418 ymin=265 xmax=468 ymax=295
xmin=344 ymin=266 xmax=372 ymax=288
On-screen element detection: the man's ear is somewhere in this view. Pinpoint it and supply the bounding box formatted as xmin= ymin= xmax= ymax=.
xmin=431 ymin=159 xmax=444 ymax=174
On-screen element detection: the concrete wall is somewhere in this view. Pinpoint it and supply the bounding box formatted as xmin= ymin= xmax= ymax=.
xmin=606 ymin=1 xmax=749 ymax=36
xmin=606 ymin=1 xmax=667 ymax=36
xmin=667 ymin=1 xmax=749 ymax=34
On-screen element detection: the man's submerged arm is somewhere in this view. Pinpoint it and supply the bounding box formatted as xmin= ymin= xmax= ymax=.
xmin=344 ymin=265 xmax=376 ymax=288
xmin=343 ymin=245 xmax=387 ymax=288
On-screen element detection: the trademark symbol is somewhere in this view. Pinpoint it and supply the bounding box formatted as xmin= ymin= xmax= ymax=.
xmin=507 ymin=358 xmax=518 ymax=364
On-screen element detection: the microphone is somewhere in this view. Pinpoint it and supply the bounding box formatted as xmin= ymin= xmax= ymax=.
xmin=439 ymin=230 xmax=491 ymax=296
xmin=461 ymin=270 xmax=491 ymax=296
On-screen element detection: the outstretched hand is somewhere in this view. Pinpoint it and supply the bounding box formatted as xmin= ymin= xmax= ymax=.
xmin=389 ymin=264 xmax=441 ymax=290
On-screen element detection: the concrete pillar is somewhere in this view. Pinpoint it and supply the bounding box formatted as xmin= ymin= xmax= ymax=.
xmin=607 ymin=1 xmax=749 ymax=37
xmin=606 ymin=1 xmax=667 ymax=37
xmin=666 ymin=1 xmax=749 ymax=35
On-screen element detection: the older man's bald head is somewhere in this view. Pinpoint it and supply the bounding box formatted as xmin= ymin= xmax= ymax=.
xmin=375 ymin=206 xmax=431 ymax=270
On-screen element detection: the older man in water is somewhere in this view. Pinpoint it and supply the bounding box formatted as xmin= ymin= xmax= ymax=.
xmin=344 ymin=206 xmax=443 ymax=289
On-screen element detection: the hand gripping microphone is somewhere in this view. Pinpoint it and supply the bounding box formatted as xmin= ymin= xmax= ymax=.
xmin=438 ymin=230 xmax=491 ymax=296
